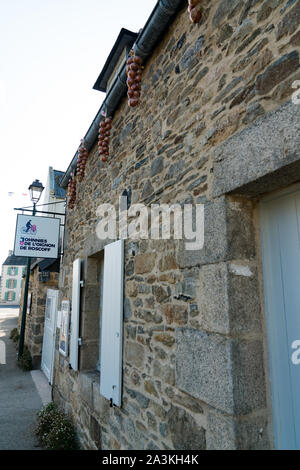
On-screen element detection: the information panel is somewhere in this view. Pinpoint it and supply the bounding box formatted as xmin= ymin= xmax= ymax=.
xmin=14 ymin=214 xmax=60 ymax=259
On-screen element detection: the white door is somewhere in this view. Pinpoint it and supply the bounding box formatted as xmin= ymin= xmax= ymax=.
xmin=260 ymin=185 xmax=300 ymax=449
xmin=41 ymin=289 xmax=58 ymax=383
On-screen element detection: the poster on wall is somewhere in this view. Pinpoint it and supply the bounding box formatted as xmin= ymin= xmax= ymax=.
xmin=59 ymin=300 xmax=70 ymax=357
xmin=14 ymin=214 xmax=60 ymax=259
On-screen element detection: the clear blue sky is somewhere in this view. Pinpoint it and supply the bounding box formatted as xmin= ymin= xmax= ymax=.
xmin=0 ymin=0 xmax=157 ymax=266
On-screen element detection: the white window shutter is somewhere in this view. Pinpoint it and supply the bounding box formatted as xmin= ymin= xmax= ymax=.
xmin=70 ymin=258 xmax=81 ymax=371
xmin=100 ymin=240 xmax=124 ymax=407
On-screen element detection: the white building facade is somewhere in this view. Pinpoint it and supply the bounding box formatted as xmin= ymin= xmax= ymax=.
xmin=0 ymin=251 xmax=27 ymax=304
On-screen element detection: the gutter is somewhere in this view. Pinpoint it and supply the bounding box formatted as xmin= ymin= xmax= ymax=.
xmin=60 ymin=0 xmax=185 ymax=188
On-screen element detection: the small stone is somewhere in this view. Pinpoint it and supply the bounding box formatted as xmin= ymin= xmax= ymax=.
xmin=243 ymin=102 xmax=265 ymax=125
xmin=144 ymin=380 xmax=159 ymax=398
xmin=135 ymin=254 xmax=155 ymax=274
xmin=152 ymin=285 xmax=169 ymax=303
xmin=124 ymin=298 xmax=132 ymax=320
xmin=290 ymin=30 xmax=300 ymax=46
xmin=154 ymin=333 xmax=175 ymax=348
xmin=257 ymin=0 xmax=283 ymax=22
xmin=167 ymin=406 xmax=206 ymax=450
xmin=142 ymin=180 xmax=154 ymax=199
xmin=214 ymin=76 xmax=243 ymax=104
xmin=151 ymin=156 xmax=164 ymax=177
xmin=163 ymin=304 xmax=188 ymax=325
xmin=212 ymin=0 xmax=241 ymax=27
xmin=211 ymin=106 xmax=226 ymax=120
xmin=256 ymin=50 xmax=299 ymax=95
xmin=276 ymin=0 xmax=300 ymax=39
xmin=217 ymin=24 xmax=234 ymax=43
xmin=153 ymin=360 xmax=175 ymax=385
xmin=159 ymin=254 xmax=177 ymax=272
xmin=126 ymin=342 xmax=145 ymax=368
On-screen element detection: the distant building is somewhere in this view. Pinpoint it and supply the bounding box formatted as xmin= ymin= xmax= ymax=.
xmin=0 ymin=251 xmax=27 ymax=304
xmin=41 ymin=167 xmax=66 ymax=249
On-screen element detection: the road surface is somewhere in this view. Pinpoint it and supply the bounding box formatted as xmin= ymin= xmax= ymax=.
xmin=0 ymin=308 xmax=50 ymax=450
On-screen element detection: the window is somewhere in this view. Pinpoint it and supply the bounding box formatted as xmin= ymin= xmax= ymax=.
xmin=70 ymin=240 xmax=124 ymax=407
xmin=6 ymin=291 xmax=16 ymax=301
xmin=6 ymin=279 xmax=17 ymax=289
xmin=8 ymin=267 xmax=18 ymax=276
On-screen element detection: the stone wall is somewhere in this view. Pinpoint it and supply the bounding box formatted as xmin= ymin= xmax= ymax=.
xmin=19 ymin=267 xmax=59 ymax=369
xmin=52 ymin=0 xmax=300 ymax=450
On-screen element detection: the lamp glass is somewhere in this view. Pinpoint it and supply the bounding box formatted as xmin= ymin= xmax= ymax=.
xmin=29 ymin=179 xmax=44 ymax=204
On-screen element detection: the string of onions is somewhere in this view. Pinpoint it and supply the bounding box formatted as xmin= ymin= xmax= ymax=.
xmin=126 ymin=51 xmax=143 ymax=108
xmin=187 ymin=0 xmax=202 ymax=23
xmin=98 ymin=116 xmax=112 ymax=162
xmin=76 ymin=140 xmax=89 ymax=182
xmin=67 ymin=174 xmax=77 ymax=210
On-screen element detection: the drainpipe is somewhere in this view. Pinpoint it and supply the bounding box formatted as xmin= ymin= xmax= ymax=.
xmin=60 ymin=0 xmax=185 ymax=189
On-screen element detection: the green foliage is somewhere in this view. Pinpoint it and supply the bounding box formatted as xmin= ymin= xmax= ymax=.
xmin=17 ymin=345 xmax=32 ymax=371
xmin=10 ymin=328 xmax=19 ymax=343
xmin=35 ymin=402 xmax=78 ymax=450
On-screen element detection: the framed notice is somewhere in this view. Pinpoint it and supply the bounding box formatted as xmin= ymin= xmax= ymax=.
xmin=14 ymin=214 xmax=60 ymax=259
xmin=59 ymin=300 xmax=70 ymax=357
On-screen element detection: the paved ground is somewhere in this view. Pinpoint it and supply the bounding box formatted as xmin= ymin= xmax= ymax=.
xmin=0 ymin=308 xmax=51 ymax=450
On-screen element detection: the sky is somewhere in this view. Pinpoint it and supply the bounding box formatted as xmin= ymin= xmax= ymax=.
xmin=0 ymin=0 xmax=157 ymax=267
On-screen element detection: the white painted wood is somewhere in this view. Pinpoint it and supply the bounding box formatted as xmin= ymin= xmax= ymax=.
xmin=70 ymin=258 xmax=81 ymax=371
xmin=41 ymin=289 xmax=58 ymax=384
xmin=260 ymin=187 xmax=300 ymax=449
xmin=100 ymin=240 xmax=124 ymax=407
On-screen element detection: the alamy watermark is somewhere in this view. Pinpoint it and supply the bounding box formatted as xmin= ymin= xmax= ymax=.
xmin=96 ymin=196 xmax=204 ymax=251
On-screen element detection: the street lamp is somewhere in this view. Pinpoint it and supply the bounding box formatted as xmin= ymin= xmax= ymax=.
xmin=18 ymin=179 xmax=44 ymax=360
xmin=28 ymin=179 xmax=44 ymax=205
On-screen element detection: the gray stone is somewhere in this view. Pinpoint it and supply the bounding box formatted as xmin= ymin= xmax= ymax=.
xmin=257 ymin=0 xmax=283 ymax=22
xmin=142 ymin=180 xmax=154 ymax=200
xmin=151 ymin=156 xmax=164 ymax=177
xmin=111 ymin=176 xmax=120 ymax=190
xmin=176 ymin=328 xmax=234 ymax=413
xmin=235 ymin=28 xmax=261 ymax=55
xmin=126 ymin=342 xmax=145 ymax=368
xmin=125 ymin=387 xmax=150 ymax=408
xmin=211 ymin=106 xmax=226 ymax=120
xmin=123 ymin=418 xmax=146 ymax=450
xmin=174 ymin=281 xmax=194 ymax=302
xmin=165 ymin=160 xmax=184 ymax=180
xmin=195 ymin=262 xmax=261 ymax=335
xmin=242 ymin=101 xmax=265 ymax=125
xmin=235 ymin=413 xmax=271 ymax=450
xmin=176 ymin=329 xmax=266 ymax=414
xmin=277 ymin=0 xmax=300 ymax=39
xmin=256 ymin=50 xmax=299 ymax=95
xmin=167 ymin=406 xmax=206 ymax=450
xmin=217 ymin=24 xmax=234 ymax=43
xmin=124 ymin=298 xmax=132 ymax=320
xmin=213 ymin=101 xmax=300 ymax=197
xmin=153 ymin=360 xmax=175 ymax=385
xmin=78 ymin=371 xmax=94 ymax=409
xmin=181 ymin=36 xmax=205 ymax=71
xmin=176 ymin=197 xmax=255 ymax=268
xmin=232 ymin=339 xmax=267 ymax=414
xmin=212 ymin=0 xmax=242 ymax=27
xmin=208 ymin=410 xmax=270 ymax=450
xmin=207 ymin=411 xmax=236 ymax=450
xmin=214 ymin=76 xmax=243 ymax=104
